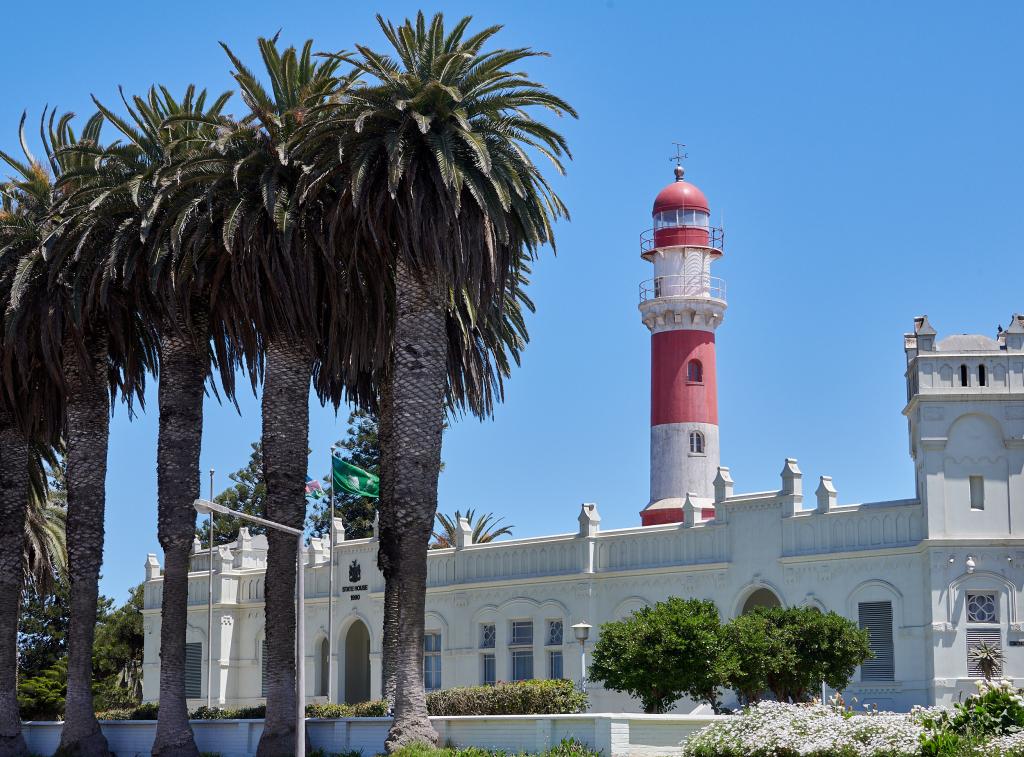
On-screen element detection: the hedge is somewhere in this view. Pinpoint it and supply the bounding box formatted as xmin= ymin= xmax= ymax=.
xmin=93 ymin=700 xmax=388 ymax=721
xmin=425 ymin=680 xmax=588 ymax=716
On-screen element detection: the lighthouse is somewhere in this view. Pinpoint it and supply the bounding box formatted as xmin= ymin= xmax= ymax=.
xmin=639 ymin=162 xmax=726 ymax=526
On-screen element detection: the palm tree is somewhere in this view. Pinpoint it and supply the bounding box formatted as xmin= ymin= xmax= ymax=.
xmin=60 ymin=84 xmax=234 ymax=757
xmin=432 ymin=509 xmax=513 ymax=548
xmin=313 ymin=13 xmax=575 ymax=748
xmin=163 ymin=37 xmax=366 ymax=755
xmin=0 ymin=112 xmax=76 ymax=757
xmin=23 ymin=452 xmax=68 ymax=595
xmin=7 ymin=109 xmax=153 ymax=757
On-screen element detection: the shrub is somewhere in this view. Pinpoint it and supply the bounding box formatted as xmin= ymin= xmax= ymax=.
xmin=96 ymin=701 xmax=160 ymax=720
xmin=720 ymin=607 xmax=872 ymax=704
xmin=588 ymin=597 xmax=727 ymax=713
xmin=919 ymin=679 xmax=1024 ymax=756
xmin=306 ymin=700 xmax=389 ymax=718
xmin=386 ymin=738 xmax=599 ymax=757
xmin=425 ymin=679 xmax=587 ymax=716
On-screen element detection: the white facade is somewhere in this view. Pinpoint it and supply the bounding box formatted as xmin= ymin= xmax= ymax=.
xmin=141 ymin=313 xmax=1024 ymax=713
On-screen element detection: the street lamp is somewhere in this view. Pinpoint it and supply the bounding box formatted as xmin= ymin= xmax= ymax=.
xmin=193 ymin=498 xmax=306 ymax=757
xmin=571 ymin=622 xmax=591 ymax=693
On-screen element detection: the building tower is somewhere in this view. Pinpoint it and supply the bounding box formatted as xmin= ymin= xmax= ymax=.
xmin=639 ymin=163 xmax=727 ymax=526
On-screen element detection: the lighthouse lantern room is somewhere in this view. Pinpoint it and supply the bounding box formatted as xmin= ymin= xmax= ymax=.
xmin=639 ymin=161 xmax=727 ymax=526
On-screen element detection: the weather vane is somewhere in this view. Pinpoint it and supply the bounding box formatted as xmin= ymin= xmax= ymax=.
xmin=670 ymin=142 xmax=688 ymax=166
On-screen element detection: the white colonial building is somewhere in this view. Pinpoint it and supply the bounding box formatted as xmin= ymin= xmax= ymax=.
xmin=141 ymin=165 xmax=1024 ymax=714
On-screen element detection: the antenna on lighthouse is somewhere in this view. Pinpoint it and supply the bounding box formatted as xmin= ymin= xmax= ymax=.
xmin=670 ymin=142 xmax=687 ymax=180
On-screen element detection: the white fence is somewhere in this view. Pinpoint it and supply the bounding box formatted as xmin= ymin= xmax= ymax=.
xmin=22 ymin=714 xmax=720 ymax=757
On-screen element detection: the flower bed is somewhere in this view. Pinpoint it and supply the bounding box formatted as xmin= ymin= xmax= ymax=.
xmin=682 ymin=681 xmax=1024 ymax=757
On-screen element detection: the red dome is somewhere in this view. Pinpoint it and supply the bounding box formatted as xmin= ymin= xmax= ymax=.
xmin=653 ymin=180 xmax=709 ymax=215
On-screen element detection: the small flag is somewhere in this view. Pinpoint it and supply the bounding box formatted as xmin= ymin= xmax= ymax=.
xmin=332 ymin=449 xmax=379 ymax=499
xmin=305 ymin=477 xmax=327 ymax=503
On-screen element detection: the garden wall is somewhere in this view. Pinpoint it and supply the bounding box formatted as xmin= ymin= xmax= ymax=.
xmin=21 ymin=713 xmax=721 ymax=757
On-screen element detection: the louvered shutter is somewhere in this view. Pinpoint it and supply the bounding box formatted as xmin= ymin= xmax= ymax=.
xmin=967 ymin=629 xmax=1002 ymax=678
xmin=184 ymin=642 xmax=202 ymax=698
xmin=858 ymin=601 xmax=894 ymax=681
xmin=261 ymin=640 xmax=268 ymax=697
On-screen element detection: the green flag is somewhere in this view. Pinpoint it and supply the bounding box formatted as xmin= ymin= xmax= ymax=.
xmin=332 ymin=453 xmax=379 ymax=499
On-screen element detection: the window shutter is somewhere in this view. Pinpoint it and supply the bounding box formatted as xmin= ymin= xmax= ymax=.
xmin=967 ymin=629 xmax=1002 ymax=678
xmin=184 ymin=642 xmax=202 ymax=699
xmin=261 ymin=640 xmax=268 ymax=697
xmin=858 ymin=601 xmax=894 ymax=681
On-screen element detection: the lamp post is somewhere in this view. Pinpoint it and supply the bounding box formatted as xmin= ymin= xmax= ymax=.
xmin=194 ymin=498 xmax=306 ymax=756
xmin=206 ymin=468 xmax=215 ymax=710
xmin=571 ymin=622 xmax=591 ymax=693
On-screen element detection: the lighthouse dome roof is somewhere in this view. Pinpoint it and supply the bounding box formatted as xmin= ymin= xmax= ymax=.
xmin=653 ymin=170 xmax=710 ymax=215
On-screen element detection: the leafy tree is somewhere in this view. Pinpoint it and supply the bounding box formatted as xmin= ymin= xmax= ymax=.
xmin=196 ymin=443 xmax=268 ymax=545
xmin=308 ymin=410 xmax=380 ymax=541
xmin=16 ymin=659 xmax=67 ymax=722
xmin=721 ymin=607 xmax=872 ymax=704
xmin=18 ymin=574 xmax=72 ymax=682
xmin=588 ymin=598 xmax=728 ymax=713
xmin=92 ymin=584 xmax=145 ymax=710
xmin=432 ymin=509 xmax=513 ymax=548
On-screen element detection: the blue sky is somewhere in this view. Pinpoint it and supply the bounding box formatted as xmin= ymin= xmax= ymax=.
xmin=4 ymin=1 xmax=1024 ymax=603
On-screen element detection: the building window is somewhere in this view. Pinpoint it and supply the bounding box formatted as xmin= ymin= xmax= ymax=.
xmin=967 ymin=629 xmax=1003 ymax=678
xmin=689 ymin=431 xmax=705 ymax=454
xmin=960 ymin=364 xmax=969 ymax=387
xmin=317 ymin=637 xmax=329 ymax=697
xmin=687 ymin=360 xmax=703 ymax=383
xmin=858 ymin=601 xmax=894 ymax=681
xmin=970 ymin=476 xmax=985 ymax=511
xmin=511 ymin=649 xmax=534 ymax=681
xmin=510 ymin=620 xmax=534 ymax=681
xmin=548 ymin=650 xmax=564 ymax=679
xmin=979 ymin=365 xmax=987 ymax=386
xmin=185 ymin=642 xmax=202 ymax=699
xmin=424 ymin=633 xmax=442 ymax=691
xmin=480 ymin=623 xmax=496 ymax=649
xmin=546 ymin=620 xmax=563 ymax=646
xmin=511 ymin=620 xmax=533 ymax=646
xmin=481 ymin=653 xmax=496 ymax=686
xmin=967 ymin=593 xmax=998 ymax=624
xmin=260 ymin=639 xmax=268 ymax=698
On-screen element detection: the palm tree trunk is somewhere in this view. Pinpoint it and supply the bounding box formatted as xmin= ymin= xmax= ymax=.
xmin=382 ymin=260 xmax=447 ymax=752
xmin=256 ymin=339 xmax=312 ymax=757
xmin=57 ymin=333 xmax=111 ymax=757
xmin=376 ymin=378 xmax=398 ymax=707
xmin=152 ymin=317 xmax=207 ymax=757
xmin=0 ymin=409 xmax=29 ymax=757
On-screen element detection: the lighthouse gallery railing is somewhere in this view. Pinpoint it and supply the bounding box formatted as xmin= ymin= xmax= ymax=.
xmin=639 ymin=275 xmax=726 ymax=303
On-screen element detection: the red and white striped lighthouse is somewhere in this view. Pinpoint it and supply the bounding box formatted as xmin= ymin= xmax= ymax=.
xmin=639 ymin=163 xmax=726 ymax=526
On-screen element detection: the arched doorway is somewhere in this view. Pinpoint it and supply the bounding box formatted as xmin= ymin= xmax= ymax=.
xmin=343 ymin=620 xmax=371 ymax=704
xmin=741 ymin=588 xmax=782 ymax=614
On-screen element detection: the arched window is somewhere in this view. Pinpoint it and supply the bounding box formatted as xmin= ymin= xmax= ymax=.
xmin=689 ymin=430 xmax=704 ymax=454
xmin=317 ymin=638 xmax=329 ymax=697
xmin=687 ymin=359 xmax=703 ymax=383
xmin=979 ymin=365 xmax=987 ymax=387
xmin=960 ymin=364 xmax=969 ymax=387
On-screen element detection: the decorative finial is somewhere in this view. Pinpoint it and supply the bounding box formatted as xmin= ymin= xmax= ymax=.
xmin=670 ymin=142 xmax=687 ymax=181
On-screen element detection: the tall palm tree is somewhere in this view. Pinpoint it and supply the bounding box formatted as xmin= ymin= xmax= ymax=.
xmin=431 ymin=509 xmax=513 ymax=548
xmin=164 ymin=37 xmax=366 ymax=755
xmin=60 ymin=84 xmax=235 ymax=757
xmin=312 ymin=13 xmax=575 ymax=748
xmin=0 ymin=112 xmax=76 ymax=756
xmin=7 ymin=109 xmax=153 ymax=757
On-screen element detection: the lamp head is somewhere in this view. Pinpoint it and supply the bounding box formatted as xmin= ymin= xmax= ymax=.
xmin=193 ymin=498 xmax=214 ymax=516
xmin=571 ymin=622 xmax=592 ymax=642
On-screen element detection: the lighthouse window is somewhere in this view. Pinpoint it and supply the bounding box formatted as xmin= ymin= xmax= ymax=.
xmin=689 ymin=431 xmax=705 ymax=454
xmin=653 ymin=209 xmax=710 ymax=230
xmin=687 ymin=360 xmax=703 ymax=383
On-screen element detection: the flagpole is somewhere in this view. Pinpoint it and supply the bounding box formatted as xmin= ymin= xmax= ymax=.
xmin=327 ymin=449 xmax=335 ymax=703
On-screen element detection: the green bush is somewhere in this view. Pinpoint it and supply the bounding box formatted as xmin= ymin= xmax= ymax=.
xmin=919 ymin=679 xmax=1024 ymax=756
xmin=92 ymin=699 xmax=389 ymax=721
xmin=425 ymin=680 xmax=587 ymax=716
xmin=96 ymin=701 xmax=160 ymax=720
xmin=307 ymin=700 xmax=389 ymax=718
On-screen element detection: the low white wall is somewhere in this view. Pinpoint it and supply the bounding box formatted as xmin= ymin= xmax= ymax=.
xmin=21 ymin=714 xmax=720 ymax=757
